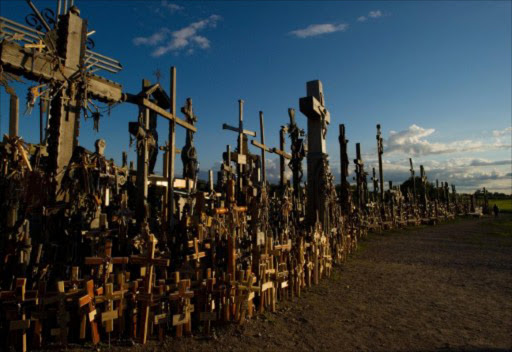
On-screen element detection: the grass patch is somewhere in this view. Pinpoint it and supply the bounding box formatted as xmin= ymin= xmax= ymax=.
xmin=490 ymin=199 xmax=512 ymax=213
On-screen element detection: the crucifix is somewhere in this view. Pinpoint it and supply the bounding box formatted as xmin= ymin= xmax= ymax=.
xmin=338 ymin=124 xmax=351 ymax=213
xmin=0 ymin=3 xmax=124 ymax=199
xmin=376 ymin=124 xmax=385 ymax=204
xmin=130 ymin=234 xmax=170 ymax=344
xmin=222 ymin=99 xmax=256 ymax=200
xmin=409 ymin=158 xmax=416 ymax=205
xmin=288 ymin=108 xmax=306 ymax=201
xmin=180 ymin=97 xmax=198 ymax=182
xmin=371 ymin=167 xmax=379 ymax=201
xmin=420 ymin=165 xmax=428 ymax=213
xmin=353 ymin=143 xmax=368 ymax=211
xmin=84 ymin=239 xmax=128 ymax=286
xmin=299 ymin=80 xmax=331 ymax=225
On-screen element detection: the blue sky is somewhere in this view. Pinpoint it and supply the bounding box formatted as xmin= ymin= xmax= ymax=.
xmin=1 ymin=0 xmax=511 ymax=192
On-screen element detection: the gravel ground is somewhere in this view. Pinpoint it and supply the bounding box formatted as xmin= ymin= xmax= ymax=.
xmin=68 ymin=215 xmax=512 ymax=352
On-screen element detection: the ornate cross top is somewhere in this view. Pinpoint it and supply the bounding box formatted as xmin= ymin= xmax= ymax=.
xmin=299 ymin=80 xmax=330 ymax=153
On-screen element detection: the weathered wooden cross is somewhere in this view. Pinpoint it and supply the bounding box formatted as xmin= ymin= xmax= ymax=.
xmin=222 ymin=99 xmax=256 ymax=199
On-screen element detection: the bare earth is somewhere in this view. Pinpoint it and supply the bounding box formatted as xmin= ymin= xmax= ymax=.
xmin=75 ymin=215 xmax=512 ymax=352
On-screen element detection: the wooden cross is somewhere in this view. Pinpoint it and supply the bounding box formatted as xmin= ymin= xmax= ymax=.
xmin=353 ymin=143 xmax=368 ymax=211
xmin=77 ymin=280 xmax=100 ymax=344
xmin=250 ymin=111 xmax=272 ymax=184
xmin=234 ymin=269 xmax=259 ymax=324
xmin=376 ymin=124 xmax=385 ymax=203
xmin=130 ymin=233 xmax=170 ymax=344
xmin=23 ymin=39 xmax=46 ymax=53
xmin=409 ymin=158 xmax=417 ymax=205
xmin=338 ymin=124 xmax=351 ymax=213
xmin=169 ymin=272 xmax=195 ymax=337
xmin=47 ymin=281 xmax=72 ymax=345
xmin=0 ymin=278 xmax=38 ymax=352
xmin=271 ymin=126 xmax=292 ymax=188
xmin=95 ymin=283 xmax=124 ymax=335
xmin=199 ymin=269 xmax=217 ymax=335
xmin=84 ymin=240 xmax=129 ymax=285
xmin=222 ymin=99 xmax=257 ymax=197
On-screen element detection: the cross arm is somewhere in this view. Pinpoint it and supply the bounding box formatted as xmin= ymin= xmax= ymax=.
xmin=122 ymin=94 xmax=197 ymax=132
xmin=0 ymin=40 xmax=123 ymax=103
xmin=299 ymin=96 xmax=330 ymax=123
xmin=271 ymin=148 xmax=291 ymax=160
xmin=222 ymin=123 xmax=256 ymax=137
xmin=250 ymin=140 xmax=272 ymax=152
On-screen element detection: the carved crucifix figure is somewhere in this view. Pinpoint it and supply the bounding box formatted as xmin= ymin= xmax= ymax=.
xmin=299 ymin=80 xmax=331 ymax=226
xmin=376 ymin=124 xmax=384 ymax=204
xmin=353 ymin=143 xmax=368 ymax=212
xmin=181 ymin=97 xmax=198 ymax=181
xmin=288 ymin=108 xmax=306 ymax=201
xmin=338 ymin=124 xmax=350 ymax=214
xmin=409 ymin=158 xmax=416 ymax=205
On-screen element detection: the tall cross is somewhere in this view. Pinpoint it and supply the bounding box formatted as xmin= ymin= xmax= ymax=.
xmin=250 ymin=111 xmax=270 ymax=184
xmin=338 ymin=124 xmax=350 ymax=213
xmin=409 ymin=158 xmax=416 ymax=204
xmin=180 ymin=97 xmax=198 ymax=181
xmin=130 ymin=234 xmax=170 ymax=344
xmin=0 ymin=5 xmax=124 ymax=199
xmin=299 ymin=80 xmax=331 ymax=224
xmin=376 ymin=124 xmax=384 ymax=203
xmin=420 ymin=165 xmax=428 ymax=211
xmin=288 ymin=108 xmax=306 ymax=200
xmin=222 ymin=99 xmax=256 ymax=198
xmin=353 ymin=143 xmax=367 ymax=211
xmin=271 ymin=126 xmax=291 ymax=189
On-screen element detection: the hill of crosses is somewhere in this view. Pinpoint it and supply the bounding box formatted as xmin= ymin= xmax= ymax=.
xmin=0 ymin=2 xmax=492 ymax=351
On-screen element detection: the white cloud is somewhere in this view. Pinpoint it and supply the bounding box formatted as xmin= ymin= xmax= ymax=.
xmin=133 ymin=15 xmax=221 ymax=56
xmin=289 ymin=23 xmax=349 ymax=38
xmin=161 ymin=0 xmax=183 ymax=12
xmin=368 ymin=10 xmax=383 ymax=18
xmin=492 ymin=126 xmax=512 ymax=137
xmin=385 ymin=124 xmax=510 ymax=156
xmin=357 ymin=10 xmax=384 ymax=22
xmin=133 ymin=28 xmax=170 ymax=46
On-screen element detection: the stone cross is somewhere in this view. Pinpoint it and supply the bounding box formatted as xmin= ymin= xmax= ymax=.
xmin=299 ymin=80 xmax=331 ymax=224
xmin=0 ymin=6 xmax=123 ymax=199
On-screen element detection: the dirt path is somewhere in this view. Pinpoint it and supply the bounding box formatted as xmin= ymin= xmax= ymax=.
xmin=82 ymin=216 xmax=512 ymax=352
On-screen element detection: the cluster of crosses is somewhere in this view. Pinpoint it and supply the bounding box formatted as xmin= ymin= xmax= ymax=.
xmin=0 ymin=1 xmax=480 ymax=350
